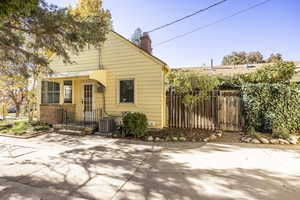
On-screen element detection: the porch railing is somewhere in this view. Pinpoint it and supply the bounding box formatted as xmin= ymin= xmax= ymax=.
xmin=81 ymin=108 xmax=103 ymax=127
xmin=57 ymin=108 xmax=103 ymax=128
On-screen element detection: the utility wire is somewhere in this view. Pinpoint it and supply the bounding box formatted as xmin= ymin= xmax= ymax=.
xmin=146 ymin=0 xmax=228 ymax=34
xmin=155 ymin=0 xmax=272 ymax=47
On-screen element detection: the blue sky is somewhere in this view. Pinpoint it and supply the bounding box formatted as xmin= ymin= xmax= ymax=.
xmin=47 ymin=0 xmax=300 ymax=68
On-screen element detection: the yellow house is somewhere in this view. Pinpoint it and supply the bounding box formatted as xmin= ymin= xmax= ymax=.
xmin=37 ymin=31 xmax=169 ymax=129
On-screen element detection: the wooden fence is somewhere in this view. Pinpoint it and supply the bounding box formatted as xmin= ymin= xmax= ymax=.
xmin=167 ymin=90 xmax=243 ymax=131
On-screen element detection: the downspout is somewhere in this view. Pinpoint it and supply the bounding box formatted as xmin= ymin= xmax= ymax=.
xmin=98 ymin=44 xmax=121 ymax=118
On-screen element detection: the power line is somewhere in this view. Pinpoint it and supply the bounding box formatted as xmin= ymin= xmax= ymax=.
xmin=155 ymin=0 xmax=272 ymax=47
xmin=146 ymin=0 xmax=228 ymax=34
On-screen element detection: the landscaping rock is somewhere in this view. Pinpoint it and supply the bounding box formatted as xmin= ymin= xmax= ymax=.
xmin=172 ymin=137 xmax=178 ymax=142
xmin=154 ymin=137 xmax=161 ymax=142
xmin=251 ymin=139 xmax=261 ymax=144
xmin=217 ymin=133 xmax=223 ymax=138
xmin=240 ymin=137 xmax=247 ymax=142
xmin=244 ymin=137 xmax=252 ymax=143
xmin=179 ymin=137 xmax=186 ymax=142
xmin=192 ymin=138 xmax=196 ymax=142
xmin=270 ymin=139 xmax=280 ymax=144
xmin=165 ymin=136 xmax=171 ymax=142
xmin=258 ymin=137 xmax=270 ymax=144
xmin=146 ymin=136 xmax=153 ymax=142
xmin=203 ymin=138 xmax=209 ymax=142
xmin=278 ymin=139 xmax=290 ymax=145
xmin=83 ymin=127 xmax=94 ymax=135
xmin=288 ymin=135 xmax=299 ymax=145
xmin=209 ymin=135 xmax=217 ymax=141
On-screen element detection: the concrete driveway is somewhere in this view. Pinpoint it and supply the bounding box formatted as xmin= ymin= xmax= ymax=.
xmin=0 ymin=133 xmax=300 ymax=200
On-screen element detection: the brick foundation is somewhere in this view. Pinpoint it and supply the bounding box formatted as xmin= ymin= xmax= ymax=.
xmin=40 ymin=104 xmax=76 ymax=125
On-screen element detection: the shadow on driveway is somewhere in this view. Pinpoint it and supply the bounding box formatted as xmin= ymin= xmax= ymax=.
xmin=0 ymin=139 xmax=300 ymax=200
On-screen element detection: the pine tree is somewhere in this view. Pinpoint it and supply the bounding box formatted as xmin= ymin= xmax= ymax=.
xmin=130 ymin=28 xmax=143 ymax=47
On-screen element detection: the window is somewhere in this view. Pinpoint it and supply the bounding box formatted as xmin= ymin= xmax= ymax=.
xmin=119 ymin=79 xmax=134 ymax=104
xmin=64 ymin=80 xmax=72 ymax=104
xmin=41 ymin=81 xmax=60 ymax=104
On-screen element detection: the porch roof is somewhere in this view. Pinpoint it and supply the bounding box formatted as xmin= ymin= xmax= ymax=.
xmin=45 ymin=70 xmax=107 ymax=87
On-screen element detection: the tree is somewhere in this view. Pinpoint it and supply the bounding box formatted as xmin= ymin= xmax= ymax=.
xmin=0 ymin=0 xmax=112 ymax=78
xmin=0 ymin=0 xmax=112 ymax=120
xmin=130 ymin=28 xmax=143 ymax=47
xmin=167 ymin=71 xmax=220 ymax=134
xmin=240 ymin=61 xmax=296 ymax=84
xmin=0 ymin=0 xmax=38 ymax=22
xmin=266 ymin=53 xmax=283 ymax=63
xmin=0 ymin=91 xmax=9 ymax=120
xmin=222 ymin=51 xmax=248 ymax=65
xmin=247 ymin=51 xmax=264 ymax=64
xmin=0 ymin=75 xmax=28 ymax=118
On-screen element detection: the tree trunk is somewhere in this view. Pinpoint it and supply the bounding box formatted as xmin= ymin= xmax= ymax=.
xmin=15 ymin=103 xmax=21 ymax=119
xmin=28 ymin=76 xmax=38 ymax=122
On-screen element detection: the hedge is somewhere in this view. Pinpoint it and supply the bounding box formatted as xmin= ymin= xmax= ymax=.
xmin=241 ymin=83 xmax=300 ymax=138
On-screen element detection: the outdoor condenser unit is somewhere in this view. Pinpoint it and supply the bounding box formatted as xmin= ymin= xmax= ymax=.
xmin=99 ymin=117 xmax=116 ymax=133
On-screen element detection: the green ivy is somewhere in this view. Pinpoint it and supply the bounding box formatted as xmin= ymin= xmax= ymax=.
xmin=241 ymin=83 xmax=300 ymax=138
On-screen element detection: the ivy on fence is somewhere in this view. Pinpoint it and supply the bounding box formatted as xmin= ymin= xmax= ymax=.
xmin=241 ymin=83 xmax=300 ymax=138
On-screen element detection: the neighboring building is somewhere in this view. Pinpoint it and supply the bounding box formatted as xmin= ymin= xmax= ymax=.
xmin=37 ymin=31 xmax=169 ymax=128
xmin=175 ymin=61 xmax=300 ymax=82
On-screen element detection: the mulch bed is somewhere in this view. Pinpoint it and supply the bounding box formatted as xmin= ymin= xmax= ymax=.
xmin=148 ymin=128 xmax=218 ymax=141
xmin=213 ymin=132 xmax=243 ymax=143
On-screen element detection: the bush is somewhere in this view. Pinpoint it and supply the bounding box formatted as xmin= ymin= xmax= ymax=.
xmin=123 ymin=112 xmax=148 ymax=138
xmin=29 ymin=120 xmax=40 ymax=126
xmin=272 ymin=127 xmax=291 ymax=139
xmin=242 ymin=83 xmax=300 ymax=137
xmin=33 ymin=125 xmax=50 ymax=131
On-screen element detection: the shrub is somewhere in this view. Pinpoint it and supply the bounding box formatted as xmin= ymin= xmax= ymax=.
xmin=33 ymin=125 xmax=50 ymax=131
xmin=272 ymin=127 xmax=291 ymax=140
xmin=123 ymin=112 xmax=148 ymax=138
xmin=29 ymin=120 xmax=40 ymax=126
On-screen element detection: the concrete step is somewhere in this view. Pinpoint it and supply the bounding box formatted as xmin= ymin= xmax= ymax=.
xmin=53 ymin=124 xmax=97 ymax=132
xmin=57 ymin=129 xmax=85 ymax=136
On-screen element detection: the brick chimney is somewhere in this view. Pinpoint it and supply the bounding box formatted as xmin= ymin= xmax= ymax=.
xmin=140 ymin=32 xmax=152 ymax=54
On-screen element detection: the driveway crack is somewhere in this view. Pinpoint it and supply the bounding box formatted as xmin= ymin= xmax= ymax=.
xmin=110 ymin=144 xmax=154 ymax=200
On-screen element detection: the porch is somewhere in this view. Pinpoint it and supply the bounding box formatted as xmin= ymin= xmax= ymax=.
xmin=39 ymin=70 xmax=107 ymax=127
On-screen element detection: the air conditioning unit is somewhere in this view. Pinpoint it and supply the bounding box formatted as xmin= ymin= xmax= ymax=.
xmin=99 ymin=117 xmax=116 ymax=133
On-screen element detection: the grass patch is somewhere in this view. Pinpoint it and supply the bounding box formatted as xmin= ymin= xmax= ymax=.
xmin=1 ymin=121 xmax=28 ymax=135
xmin=0 ymin=120 xmax=50 ymax=136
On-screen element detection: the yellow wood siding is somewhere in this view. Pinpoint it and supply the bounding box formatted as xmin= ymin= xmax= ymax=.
xmin=49 ymin=47 xmax=100 ymax=73
xmin=101 ymin=32 xmax=166 ymax=128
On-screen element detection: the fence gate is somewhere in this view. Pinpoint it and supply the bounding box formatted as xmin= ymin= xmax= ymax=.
xmin=167 ymin=90 xmax=243 ymax=131
xmin=218 ymin=90 xmax=243 ymax=131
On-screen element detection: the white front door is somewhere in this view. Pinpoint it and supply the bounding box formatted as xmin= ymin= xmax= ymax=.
xmin=82 ymin=83 xmax=93 ymax=121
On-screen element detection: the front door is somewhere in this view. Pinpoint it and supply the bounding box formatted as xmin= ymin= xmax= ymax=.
xmin=83 ymin=83 xmax=93 ymax=121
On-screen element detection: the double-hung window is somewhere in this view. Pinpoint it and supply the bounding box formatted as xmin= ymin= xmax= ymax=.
xmin=119 ymin=79 xmax=134 ymax=104
xmin=41 ymin=81 xmax=60 ymax=104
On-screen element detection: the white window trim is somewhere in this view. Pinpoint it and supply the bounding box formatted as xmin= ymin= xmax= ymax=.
xmin=117 ymin=79 xmax=135 ymax=105
xmin=63 ymin=80 xmax=73 ymax=104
